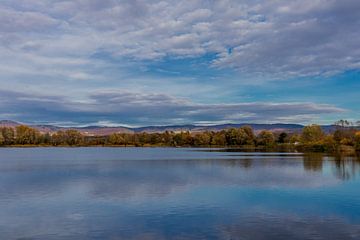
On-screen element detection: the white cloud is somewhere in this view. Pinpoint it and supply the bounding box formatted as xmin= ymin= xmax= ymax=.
xmin=0 ymin=7 xmax=60 ymax=32
xmin=0 ymin=0 xmax=358 ymax=124
xmin=0 ymin=0 xmax=359 ymax=79
xmin=0 ymin=89 xmax=345 ymax=126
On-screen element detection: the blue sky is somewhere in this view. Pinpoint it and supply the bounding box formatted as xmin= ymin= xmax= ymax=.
xmin=0 ymin=0 xmax=359 ymax=126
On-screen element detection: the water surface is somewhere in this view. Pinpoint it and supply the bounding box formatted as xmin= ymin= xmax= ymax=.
xmin=0 ymin=147 xmax=359 ymax=239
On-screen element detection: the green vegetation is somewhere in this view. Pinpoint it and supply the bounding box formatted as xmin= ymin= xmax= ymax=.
xmin=257 ymin=130 xmax=275 ymax=147
xmin=0 ymin=121 xmax=359 ymax=153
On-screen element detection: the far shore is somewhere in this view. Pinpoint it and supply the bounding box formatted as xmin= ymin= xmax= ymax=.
xmin=1 ymin=123 xmax=359 ymax=154
xmin=1 ymin=144 xmax=358 ymax=155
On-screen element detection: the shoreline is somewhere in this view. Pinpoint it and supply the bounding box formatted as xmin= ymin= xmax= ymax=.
xmin=0 ymin=144 xmax=358 ymax=155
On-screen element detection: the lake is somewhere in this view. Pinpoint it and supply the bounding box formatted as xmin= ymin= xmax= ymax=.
xmin=0 ymin=147 xmax=359 ymax=239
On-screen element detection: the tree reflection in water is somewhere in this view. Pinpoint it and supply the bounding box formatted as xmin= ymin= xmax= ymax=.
xmin=214 ymin=149 xmax=360 ymax=181
xmin=303 ymin=153 xmax=324 ymax=172
xmin=332 ymin=154 xmax=360 ymax=180
xmin=302 ymin=153 xmax=360 ymax=180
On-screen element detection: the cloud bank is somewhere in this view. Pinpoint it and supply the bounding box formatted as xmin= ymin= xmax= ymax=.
xmin=0 ymin=89 xmax=344 ymax=126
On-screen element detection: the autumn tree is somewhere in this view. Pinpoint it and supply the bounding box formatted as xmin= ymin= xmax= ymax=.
xmin=0 ymin=132 xmax=4 ymax=145
xmin=123 ymin=134 xmax=134 ymax=146
xmin=15 ymin=125 xmax=40 ymax=144
xmin=323 ymin=135 xmax=337 ymax=152
xmin=241 ymin=126 xmax=255 ymax=145
xmin=289 ymin=133 xmax=300 ymax=144
xmin=226 ymin=127 xmax=255 ymax=146
xmin=0 ymin=127 xmax=15 ymax=145
xmin=333 ymin=128 xmax=356 ymax=146
xmin=40 ymin=133 xmax=51 ymax=145
xmin=108 ymin=133 xmax=125 ymax=145
xmin=193 ymin=132 xmax=211 ymax=146
xmin=64 ymin=130 xmax=83 ymax=146
xmin=149 ymin=133 xmax=162 ymax=145
xmin=161 ymin=131 xmax=173 ymax=145
xmin=301 ymin=125 xmax=324 ymax=143
xmin=51 ymin=131 xmax=65 ymax=145
xmin=51 ymin=130 xmax=83 ymax=146
xmin=173 ymin=131 xmax=193 ymax=146
xmin=257 ymin=130 xmax=275 ymax=147
xmin=211 ymin=131 xmax=226 ymax=146
xmin=355 ymin=132 xmax=360 ymax=151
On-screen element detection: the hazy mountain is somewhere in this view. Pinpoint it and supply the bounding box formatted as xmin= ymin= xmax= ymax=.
xmin=0 ymin=120 xmax=21 ymax=128
xmin=0 ymin=120 xmax=341 ymax=136
xmin=133 ymin=123 xmax=306 ymax=133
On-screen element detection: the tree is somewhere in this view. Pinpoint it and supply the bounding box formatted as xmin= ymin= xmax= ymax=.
xmin=277 ymin=132 xmax=288 ymax=144
xmin=162 ymin=131 xmax=173 ymax=145
xmin=123 ymin=134 xmax=134 ymax=146
xmin=15 ymin=125 xmax=40 ymax=144
xmin=241 ymin=126 xmax=255 ymax=145
xmin=334 ymin=119 xmax=352 ymax=128
xmin=334 ymin=129 xmax=343 ymax=143
xmin=193 ymin=132 xmax=211 ymax=146
xmin=40 ymin=133 xmax=51 ymax=145
xmin=0 ymin=132 xmax=4 ymax=145
xmin=51 ymin=131 xmax=65 ymax=146
xmin=289 ymin=134 xmax=301 ymax=144
xmin=257 ymin=130 xmax=275 ymax=147
xmin=226 ymin=128 xmax=238 ymax=145
xmin=64 ymin=130 xmax=83 ymax=146
xmin=301 ymin=125 xmax=324 ymax=143
xmin=108 ymin=133 xmax=125 ymax=145
xmin=355 ymin=132 xmax=360 ymax=151
xmin=51 ymin=130 xmax=83 ymax=146
xmin=226 ymin=127 xmax=255 ymax=146
xmin=323 ymin=135 xmax=337 ymax=152
xmin=173 ymin=131 xmax=193 ymax=146
xmin=0 ymin=127 xmax=15 ymax=145
xmin=333 ymin=127 xmax=356 ymax=145
xmin=149 ymin=133 xmax=162 ymax=145
xmin=211 ymin=131 xmax=226 ymax=146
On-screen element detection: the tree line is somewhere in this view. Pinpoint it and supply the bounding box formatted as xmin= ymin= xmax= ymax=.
xmin=0 ymin=123 xmax=360 ymax=152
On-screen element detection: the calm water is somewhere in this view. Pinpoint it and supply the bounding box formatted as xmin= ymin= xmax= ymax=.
xmin=0 ymin=148 xmax=359 ymax=240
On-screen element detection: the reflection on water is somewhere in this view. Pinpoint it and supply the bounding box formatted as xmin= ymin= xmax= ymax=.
xmin=0 ymin=148 xmax=359 ymax=240
xmin=302 ymin=153 xmax=360 ymax=180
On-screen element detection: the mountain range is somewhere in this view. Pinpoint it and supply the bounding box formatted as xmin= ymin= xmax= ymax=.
xmin=0 ymin=120 xmax=337 ymax=136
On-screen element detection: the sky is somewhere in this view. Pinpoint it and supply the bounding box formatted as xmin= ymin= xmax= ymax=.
xmin=0 ymin=0 xmax=359 ymax=127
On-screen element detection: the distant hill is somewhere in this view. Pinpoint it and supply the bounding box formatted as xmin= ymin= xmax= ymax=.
xmin=0 ymin=120 xmax=341 ymax=136
xmin=0 ymin=120 xmax=133 ymax=135
xmin=133 ymin=123 xmax=305 ymax=133
xmin=0 ymin=120 xmax=21 ymax=128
